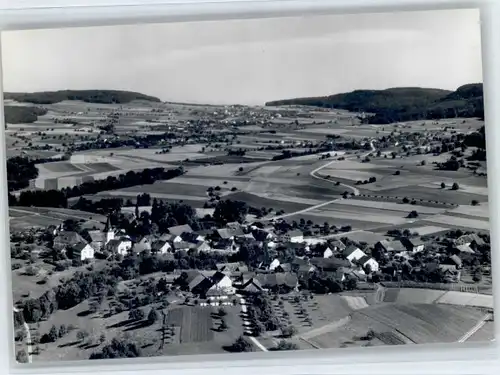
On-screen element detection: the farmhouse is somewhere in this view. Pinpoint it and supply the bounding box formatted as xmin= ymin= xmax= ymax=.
xmin=256 ymin=272 xmax=298 ymax=293
xmin=53 ymin=231 xmax=86 ymax=251
xmin=173 ymin=241 xmax=193 ymax=252
xmin=310 ymin=257 xmax=351 ymax=271
xmin=134 ymin=235 xmax=155 ymax=252
xmin=240 ymin=278 xmax=264 ymax=294
xmin=151 ymin=240 xmax=172 ymax=254
xmin=329 ymin=239 xmax=346 ymax=251
xmin=357 ymin=255 xmax=379 ymax=272
xmin=400 ymin=237 xmax=425 ymax=253
xmin=106 ymin=237 xmax=133 ymax=255
xmin=88 ymin=230 xmax=106 ymax=251
xmin=283 ymin=230 xmax=304 ymax=243
xmin=214 ymin=227 xmax=245 ymax=240
xmin=375 ymin=240 xmax=407 ymax=253
xmin=323 ymin=247 xmax=334 ymax=258
xmin=68 ymin=242 xmax=95 ymax=261
xmin=216 ymin=262 xmax=248 ymax=273
xmin=206 ymin=271 xmax=236 ymax=296
xmin=194 ymin=241 xmax=212 ymax=253
xmin=455 ymin=234 xmax=485 ymax=248
xmin=441 ymin=254 xmax=463 ymax=269
xmin=454 ymin=244 xmax=476 ymax=255
xmin=343 ymin=245 xmax=366 ymax=263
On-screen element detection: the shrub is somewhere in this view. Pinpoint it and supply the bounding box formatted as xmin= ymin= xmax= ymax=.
xmin=16 ymin=350 xmax=28 ymax=363
xmin=128 ymin=308 xmax=145 ymax=321
xmin=471 ymin=200 xmax=479 ymax=206
xmin=271 ymin=340 xmax=299 ymax=351
xmin=402 ymin=197 xmax=410 ymax=204
xmin=229 ymin=336 xmax=253 ymax=352
xmin=441 ymin=182 xmax=446 ymax=189
xmin=451 ymin=182 xmax=460 ymax=190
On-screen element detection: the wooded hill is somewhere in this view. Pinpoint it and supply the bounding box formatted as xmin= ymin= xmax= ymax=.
xmin=266 ymin=83 xmax=484 ymax=124
xmin=4 ymin=90 xmax=161 ymax=105
xmin=3 ymin=89 xmax=162 ymax=124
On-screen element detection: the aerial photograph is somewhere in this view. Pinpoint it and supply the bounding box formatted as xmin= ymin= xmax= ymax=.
xmin=1 ymin=8 xmax=493 ymax=364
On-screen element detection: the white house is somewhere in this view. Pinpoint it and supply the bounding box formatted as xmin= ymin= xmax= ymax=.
xmin=288 ymin=230 xmax=304 ymax=243
xmin=400 ymin=237 xmax=425 ymax=253
xmin=269 ymin=258 xmax=281 ymax=271
xmin=323 ymin=247 xmax=334 ymax=258
xmin=71 ymin=243 xmax=95 ymax=261
xmin=107 ymin=237 xmax=133 ymax=256
xmin=343 ymin=246 xmax=366 ymax=263
xmin=207 ymin=272 xmax=236 ymax=296
xmin=358 ymin=255 xmax=379 ymax=272
xmin=151 ymin=240 xmax=172 ymax=254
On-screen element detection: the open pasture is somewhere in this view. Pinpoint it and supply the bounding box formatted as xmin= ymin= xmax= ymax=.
xmin=407 ymin=225 xmax=450 ymax=236
xmin=332 ymin=199 xmax=447 ymax=215
xmin=422 ymin=214 xmax=489 ymax=231
xmin=436 ymin=292 xmax=494 ymax=309
xmin=379 ymin=184 xmax=486 ymax=205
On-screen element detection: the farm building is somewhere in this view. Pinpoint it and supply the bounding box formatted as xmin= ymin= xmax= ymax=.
xmin=88 ymin=230 xmax=106 ymax=251
xmin=455 ymin=234 xmax=485 ymax=248
xmin=134 ymin=235 xmax=155 ymax=252
xmin=53 ymin=231 xmax=86 ymax=251
xmin=454 ymin=244 xmax=476 ymax=255
xmin=329 ymin=239 xmax=346 ymax=251
xmin=375 ymin=240 xmax=407 ymax=253
xmin=282 ymin=230 xmax=304 ymax=243
xmin=180 ymin=231 xmax=205 ymax=243
xmin=193 ymin=241 xmax=212 ymax=253
xmin=343 ymin=245 xmax=366 ymax=263
xmin=240 ymin=278 xmax=264 ymax=294
xmin=256 ymin=272 xmax=298 ymax=293
xmin=400 ymin=237 xmax=425 ymax=253
xmin=206 ymin=272 xmax=236 ymax=296
xmin=323 ymin=247 xmax=334 ymax=258
xmin=173 ymin=241 xmax=193 ymax=252
xmin=214 ymin=227 xmax=245 ymax=240
xmin=310 ymin=257 xmax=351 ymax=271
xmin=68 ymin=242 xmax=95 ymax=261
xmin=211 ymin=239 xmax=239 ymax=254
xmin=216 ymin=262 xmax=248 ymax=274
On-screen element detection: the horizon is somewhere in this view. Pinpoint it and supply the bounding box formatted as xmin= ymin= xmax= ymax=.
xmin=2 ymin=82 xmax=484 ymax=106
xmin=1 ymin=8 xmax=482 ymax=105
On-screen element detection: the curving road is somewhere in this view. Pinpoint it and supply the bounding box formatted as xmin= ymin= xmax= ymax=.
xmin=258 ymin=140 xmax=376 ymax=222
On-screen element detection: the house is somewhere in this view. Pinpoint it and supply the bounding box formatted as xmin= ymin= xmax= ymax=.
xmin=168 ymin=224 xmax=193 ymax=237
xmin=88 ymin=230 xmax=106 ymax=251
xmin=329 ymin=239 xmax=346 ymax=251
xmin=212 ymin=239 xmax=239 ymax=254
xmin=189 ymin=275 xmax=213 ymax=296
xmin=241 ymin=278 xmax=264 ymax=294
xmin=400 ymin=237 xmax=425 ymax=253
xmin=343 ymin=245 xmax=366 ymax=263
xmin=310 ymin=257 xmax=351 ymax=271
xmin=455 ymin=234 xmax=485 ymax=248
xmin=173 ymin=241 xmax=192 ymax=252
xmin=357 ymin=255 xmax=379 ymax=272
xmin=275 ymin=263 xmax=292 ymax=273
xmin=216 ymin=262 xmax=248 ymax=273
xmin=441 ymin=255 xmax=463 ymax=269
xmin=215 ymin=227 xmax=245 ymax=240
xmin=252 ymin=229 xmax=275 ymax=242
xmin=269 ymin=258 xmax=280 ymax=271
xmin=194 ymin=241 xmax=212 ymax=253
xmin=180 ymin=231 xmax=204 ymax=244
xmin=283 ymin=230 xmax=304 ymax=243
xmin=256 ymin=273 xmax=298 ymax=293
xmin=134 ymin=235 xmax=155 ymax=253
xmin=323 ymin=247 xmax=334 ymax=258
xmin=159 ymin=233 xmax=174 ymax=242
xmin=454 ymin=244 xmax=476 ymax=255
xmin=206 ymin=271 xmax=236 ymax=296
xmin=53 ymin=231 xmax=86 ymax=251
xmin=151 ymin=240 xmax=172 ymax=254
xmin=375 ymin=240 xmax=407 ymax=253
xmin=106 ymin=237 xmax=133 ymax=256
xmin=68 ymin=242 xmax=94 ymax=261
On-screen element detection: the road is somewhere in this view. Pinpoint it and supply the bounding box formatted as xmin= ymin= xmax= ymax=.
xmin=236 ymin=294 xmax=268 ymax=352
xmin=258 ymin=140 xmax=376 ymax=222
xmin=13 ymin=306 xmax=32 ymax=363
xmin=458 ymin=313 xmax=492 ymax=343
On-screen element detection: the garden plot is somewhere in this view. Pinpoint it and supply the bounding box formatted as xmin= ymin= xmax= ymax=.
xmin=422 ymin=214 xmax=489 ymax=231
xmin=167 ymin=307 xmax=214 ymax=343
xmin=409 ymin=226 xmax=450 ymax=236
xmin=390 ymin=289 xmax=447 ymax=305
xmin=436 ymin=292 xmax=493 ymax=309
xmin=332 ymin=199 xmax=447 ymax=214
xmin=306 ymin=208 xmax=409 ymax=226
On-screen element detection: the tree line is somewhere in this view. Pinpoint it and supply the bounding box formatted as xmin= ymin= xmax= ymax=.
xmin=9 ymin=167 xmax=184 ymax=207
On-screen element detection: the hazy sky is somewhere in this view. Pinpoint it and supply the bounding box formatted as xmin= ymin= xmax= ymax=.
xmin=1 ymin=8 xmax=482 ymax=105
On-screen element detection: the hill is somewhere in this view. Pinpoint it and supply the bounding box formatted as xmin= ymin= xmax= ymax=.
xmin=4 ymin=90 xmax=161 ymax=105
xmin=266 ymin=84 xmax=483 ymax=124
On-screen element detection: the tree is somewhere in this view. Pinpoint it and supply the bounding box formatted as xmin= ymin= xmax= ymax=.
xmin=90 ymin=338 xmax=141 ymax=359
xmin=272 ymin=340 xmax=299 ymax=351
xmin=471 ymin=200 xmax=479 ymax=206
xmin=407 ymin=210 xmax=419 ymax=219
xmin=16 ymin=350 xmax=28 ymax=363
xmin=441 ymin=182 xmax=446 ymax=189
xmin=129 ymin=308 xmax=145 ymax=321
xmin=218 ymin=307 xmax=227 ymax=317
xmin=147 ymin=308 xmax=158 ymax=324
xmin=58 ymin=324 xmax=67 ymax=338
xmin=230 ymin=336 xmax=253 ymax=352
xmin=77 ymin=329 xmax=88 ymax=342
xmin=99 ymin=333 xmax=106 ymax=344
xmin=48 ymin=324 xmax=58 ymax=342
xmin=220 ymin=318 xmax=228 ymax=331
xmin=280 ymin=325 xmax=297 ymax=338
xmin=452 ymin=182 xmax=460 ymax=190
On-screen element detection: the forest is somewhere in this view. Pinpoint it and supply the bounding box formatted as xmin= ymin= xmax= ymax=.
xmin=266 ymin=84 xmax=484 ymax=124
